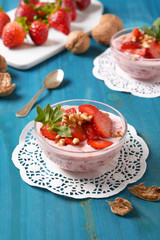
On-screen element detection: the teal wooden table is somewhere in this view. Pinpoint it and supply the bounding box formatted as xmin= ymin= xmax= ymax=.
xmin=0 ymin=0 xmax=160 ymax=239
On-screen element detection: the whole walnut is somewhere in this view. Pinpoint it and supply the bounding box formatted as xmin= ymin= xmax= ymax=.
xmin=66 ymin=30 xmax=90 ymax=54
xmin=91 ymin=14 xmax=123 ymax=46
xmin=0 ymin=55 xmax=7 ymax=73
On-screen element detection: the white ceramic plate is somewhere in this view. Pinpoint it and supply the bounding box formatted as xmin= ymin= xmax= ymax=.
xmin=0 ymin=1 xmax=103 ymax=70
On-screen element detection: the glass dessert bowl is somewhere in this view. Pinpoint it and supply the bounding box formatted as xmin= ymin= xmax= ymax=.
xmin=110 ymin=27 xmax=160 ymax=81
xmin=34 ymin=99 xmax=127 ymax=172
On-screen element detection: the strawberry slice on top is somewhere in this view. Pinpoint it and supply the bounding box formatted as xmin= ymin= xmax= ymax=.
xmin=120 ymin=41 xmax=141 ymax=51
xmin=65 ymin=108 xmax=77 ymax=114
xmin=83 ymin=121 xmax=98 ymax=139
xmin=40 ymin=124 xmax=58 ymax=140
xmin=87 ymin=139 xmax=113 ymax=149
xmin=78 ymin=104 xmax=99 ymax=116
xmin=70 ymin=125 xmax=87 ymax=141
xmin=148 ymin=42 xmax=160 ymax=58
xmin=93 ymin=110 xmax=112 ymax=138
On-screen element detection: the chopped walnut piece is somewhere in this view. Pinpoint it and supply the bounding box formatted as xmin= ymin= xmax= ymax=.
xmin=62 ymin=112 xmax=93 ymax=128
xmin=0 ymin=73 xmax=15 ymax=97
xmin=106 ymin=197 xmax=133 ymax=216
xmin=128 ymin=182 xmax=160 ymax=201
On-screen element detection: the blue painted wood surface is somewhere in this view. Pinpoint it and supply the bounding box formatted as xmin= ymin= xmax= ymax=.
xmin=0 ymin=0 xmax=160 ymax=239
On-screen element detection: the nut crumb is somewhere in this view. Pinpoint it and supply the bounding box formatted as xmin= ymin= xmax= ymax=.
xmin=128 ymin=182 xmax=160 ymax=201
xmin=106 ymin=197 xmax=133 ymax=216
xmin=0 ymin=73 xmax=15 ymax=97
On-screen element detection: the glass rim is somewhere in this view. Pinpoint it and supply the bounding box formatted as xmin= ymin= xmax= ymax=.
xmin=34 ymin=99 xmax=128 ymax=155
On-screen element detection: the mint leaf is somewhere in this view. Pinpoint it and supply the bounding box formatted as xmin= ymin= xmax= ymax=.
xmin=153 ymin=17 xmax=160 ymax=28
xmin=142 ymin=18 xmax=160 ymax=40
xmin=35 ymin=105 xmax=45 ymax=122
xmin=51 ymin=125 xmax=71 ymax=137
xmin=35 ymin=104 xmax=71 ymax=138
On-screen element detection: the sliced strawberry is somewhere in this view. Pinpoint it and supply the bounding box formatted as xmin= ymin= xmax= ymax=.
xmin=93 ymin=111 xmax=112 ymax=138
xmin=65 ymin=108 xmax=77 ymax=114
xmin=148 ymin=42 xmax=160 ymax=59
xmin=120 ymin=41 xmax=141 ymax=51
xmin=65 ymin=137 xmax=76 ymax=145
xmin=40 ymin=124 xmax=57 ymax=140
xmin=78 ymin=104 xmax=99 ymax=116
xmin=70 ymin=126 xmax=87 ymax=141
xmin=87 ymin=139 xmax=113 ymax=149
xmin=83 ymin=122 xmax=98 ymax=139
xmin=131 ymin=28 xmax=141 ymax=38
xmin=126 ymin=48 xmax=148 ymax=57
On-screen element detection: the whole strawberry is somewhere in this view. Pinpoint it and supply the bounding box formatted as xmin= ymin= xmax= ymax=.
xmin=76 ymin=0 xmax=90 ymax=10
xmin=34 ymin=2 xmax=47 ymax=18
xmin=48 ymin=8 xmax=71 ymax=35
xmin=15 ymin=4 xmax=36 ymax=23
xmin=2 ymin=21 xmax=26 ymax=48
xmin=19 ymin=0 xmax=39 ymax=6
xmin=0 ymin=11 xmax=10 ymax=37
xmin=29 ymin=20 xmax=49 ymax=45
xmin=61 ymin=0 xmax=77 ymax=21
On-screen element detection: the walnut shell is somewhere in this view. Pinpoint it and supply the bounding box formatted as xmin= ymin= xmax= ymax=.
xmin=100 ymin=14 xmax=123 ymax=31
xmin=91 ymin=22 xmax=118 ymax=45
xmin=91 ymin=14 xmax=123 ymax=46
xmin=0 ymin=55 xmax=7 ymax=73
xmin=66 ymin=30 xmax=90 ymax=54
xmin=0 ymin=73 xmax=15 ymax=97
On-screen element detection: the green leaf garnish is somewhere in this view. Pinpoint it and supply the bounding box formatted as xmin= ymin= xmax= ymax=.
xmin=0 ymin=6 xmax=4 ymax=12
xmin=35 ymin=104 xmax=71 ymax=138
xmin=142 ymin=17 xmax=160 ymax=40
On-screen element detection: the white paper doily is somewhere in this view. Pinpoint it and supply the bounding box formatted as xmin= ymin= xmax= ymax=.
xmin=93 ymin=48 xmax=160 ymax=98
xmin=12 ymin=121 xmax=149 ymax=199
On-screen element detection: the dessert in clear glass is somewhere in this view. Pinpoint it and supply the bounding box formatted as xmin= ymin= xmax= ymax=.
xmin=110 ymin=27 xmax=160 ymax=80
xmin=34 ymin=99 xmax=127 ymax=172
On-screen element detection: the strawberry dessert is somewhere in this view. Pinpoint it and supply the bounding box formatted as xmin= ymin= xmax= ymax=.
xmin=111 ymin=18 xmax=160 ymax=80
xmin=34 ymin=100 xmax=127 ymax=172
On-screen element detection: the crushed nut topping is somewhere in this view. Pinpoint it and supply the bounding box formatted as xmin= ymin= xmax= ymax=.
xmin=106 ymin=197 xmax=133 ymax=216
xmin=128 ymin=182 xmax=160 ymax=201
xmin=62 ymin=112 xmax=93 ymax=128
xmin=57 ymin=139 xmax=66 ymax=146
xmin=138 ymin=33 xmax=156 ymax=47
xmin=111 ymin=131 xmax=123 ymax=138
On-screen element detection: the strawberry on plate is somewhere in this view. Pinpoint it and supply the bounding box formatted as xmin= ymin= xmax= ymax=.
xmin=2 ymin=21 xmax=26 ymax=48
xmin=48 ymin=8 xmax=71 ymax=35
xmin=0 ymin=11 xmax=10 ymax=37
xmin=78 ymin=104 xmax=99 ymax=116
xmin=87 ymin=139 xmax=113 ymax=149
xmin=61 ymin=0 xmax=77 ymax=21
xmin=40 ymin=124 xmax=58 ymax=140
xmin=15 ymin=4 xmax=36 ymax=23
xmin=70 ymin=125 xmax=87 ymax=141
xmin=148 ymin=42 xmax=160 ymax=58
xmin=76 ymin=0 xmax=91 ymax=10
xmin=93 ymin=110 xmax=112 ymax=138
xmin=19 ymin=0 xmax=39 ymax=5
xmin=29 ymin=20 xmax=49 ymax=45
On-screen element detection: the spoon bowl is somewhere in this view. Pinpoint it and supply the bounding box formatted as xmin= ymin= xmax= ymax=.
xmin=16 ymin=69 xmax=64 ymax=118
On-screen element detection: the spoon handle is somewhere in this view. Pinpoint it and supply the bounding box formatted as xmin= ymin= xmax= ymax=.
xmin=16 ymin=87 xmax=46 ymax=118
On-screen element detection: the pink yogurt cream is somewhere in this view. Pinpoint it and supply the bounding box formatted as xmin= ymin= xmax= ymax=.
xmin=111 ymin=32 xmax=160 ymax=80
xmin=36 ymin=107 xmax=124 ymax=152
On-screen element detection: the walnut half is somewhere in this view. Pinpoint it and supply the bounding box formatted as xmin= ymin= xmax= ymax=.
xmin=106 ymin=197 xmax=133 ymax=216
xmin=0 ymin=73 xmax=15 ymax=97
xmin=128 ymin=182 xmax=160 ymax=201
